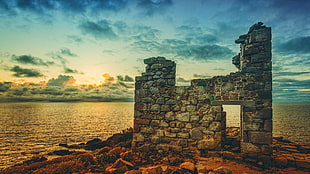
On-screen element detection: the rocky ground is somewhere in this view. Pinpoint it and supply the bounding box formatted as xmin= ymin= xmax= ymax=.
xmin=1 ymin=128 xmax=309 ymax=174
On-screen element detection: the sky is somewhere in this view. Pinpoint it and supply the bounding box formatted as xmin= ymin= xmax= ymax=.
xmin=0 ymin=0 xmax=309 ymax=102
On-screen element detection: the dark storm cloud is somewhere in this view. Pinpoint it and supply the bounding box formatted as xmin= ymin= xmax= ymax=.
xmin=177 ymin=44 xmax=233 ymax=61
xmin=0 ymin=0 xmax=129 ymax=16
xmin=79 ymin=20 xmax=118 ymax=40
xmin=132 ymin=38 xmax=233 ymax=61
xmin=0 ymin=0 xmax=16 ymax=15
xmin=117 ymin=75 xmax=134 ymax=82
xmin=16 ymin=0 xmax=55 ymax=13
xmin=56 ymin=0 xmax=129 ymax=13
xmin=136 ymin=0 xmax=173 ymax=16
xmin=47 ymin=75 xmax=76 ymax=87
xmin=10 ymin=65 xmax=43 ymax=77
xmin=59 ymin=48 xmax=77 ymax=57
xmin=12 ymin=54 xmax=54 ymax=66
xmin=277 ymin=36 xmax=310 ymax=54
xmin=176 ymin=25 xmax=218 ymax=44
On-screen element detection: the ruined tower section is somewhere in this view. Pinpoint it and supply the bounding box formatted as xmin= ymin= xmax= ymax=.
xmin=133 ymin=23 xmax=273 ymax=157
xmin=235 ymin=23 xmax=273 ymax=155
xmin=133 ymin=57 xmax=177 ymax=151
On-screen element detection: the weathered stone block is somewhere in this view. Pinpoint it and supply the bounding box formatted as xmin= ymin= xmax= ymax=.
xmin=150 ymin=120 xmax=160 ymax=127
xmin=176 ymin=112 xmax=190 ymax=122
xmin=263 ymin=119 xmax=272 ymax=132
xmin=165 ymin=131 xmax=177 ymax=138
xmin=178 ymin=139 xmax=188 ymax=147
xmin=150 ymin=104 xmax=160 ymax=111
xmin=160 ymin=120 xmax=169 ymax=127
xmin=171 ymin=145 xmax=182 ymax=152
xmin=185 ymin=123 xmax=192 ymax=129
xmin=151 ymin=136 xmax=160 ymax=144
xmin=149 ymin=87 xmax=159 ymax=94
xmin=249 ymin=27 xmax=271 ymax=43
xmin=241 ymin=142 xmax=261 ymax=153
xmin=161 ymin=105 xmax=170 ymax=112
xmin=257 ymin=91 xmax=272 ymax=99
xmin=166 ymin=99 xmax=176 ymax=105
xmin=156 ymin=97 xmax=165 ymax=104
xmin=197 ymin=139 xmax=220 ymax=150
xmin=156 ymin=130 xmax=165 ymax=137
xmin=248 ymin=131 xmax=272 ymax=144
xmin=190 ymin=128 xmax=203 ymax=140
xmin=135 ymin=103 xmax=147 ymax=111
xmin=151 ymin=63 xmax=163 ymax=69
xmin=156 ymin=144 xmax=170 ymax=151
xmin=244 ymin=121 xmax=262 ymax=131
xmin=186 ymin=105 xmax=196 ymax=112
xmin=133 ymin=133 xmax=144 ymax=142
xmin=176 ymin=86 xmax=186 ymax=94
xmin=140 ymin=127 xmax=155 ymax=134
xmin=256 ymin=108 xmax=272 ymax=119
xmin=135 ymin=118 xmax=150 ymax=125
xmin=169 ymin=128 xmax=180 ymax=133
xmin=209 ymin=121 xmax=222 ymax=131
xmin=177 ymin=132 xmax=189 ymax=138
xmin=190 ymin=115 xmax=199 ymax=121
xmin=261 ymin=145 xmax=272 ymax=155
xmin=165 ymin=111 xmax=175 ymax=120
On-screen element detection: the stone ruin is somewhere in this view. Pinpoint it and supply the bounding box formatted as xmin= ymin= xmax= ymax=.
xmin=133 ymin=22 xmax=272 ymax=158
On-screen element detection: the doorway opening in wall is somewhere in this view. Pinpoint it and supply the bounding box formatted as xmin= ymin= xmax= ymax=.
xmin=222 ymin=105 xmax=241 ymax=152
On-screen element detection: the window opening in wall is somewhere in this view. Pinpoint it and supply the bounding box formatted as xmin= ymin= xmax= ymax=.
xmin=222 ymin=105 xmax=241 ymax=152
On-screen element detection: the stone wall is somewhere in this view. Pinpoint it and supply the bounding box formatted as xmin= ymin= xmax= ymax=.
xmin=133 ymin=22 xmax=272 ymax=157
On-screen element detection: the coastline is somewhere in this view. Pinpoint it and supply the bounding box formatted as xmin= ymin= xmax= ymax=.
xmin=1 ymin=128 xmax=309 ymax=174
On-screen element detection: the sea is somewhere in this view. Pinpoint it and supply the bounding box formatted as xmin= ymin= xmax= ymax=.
xmin=0 ymin=102 xmax=309 ymax=169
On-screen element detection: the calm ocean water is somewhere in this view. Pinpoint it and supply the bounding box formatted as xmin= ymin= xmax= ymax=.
xmin=0 ymin=102 xmax=309 ymax=169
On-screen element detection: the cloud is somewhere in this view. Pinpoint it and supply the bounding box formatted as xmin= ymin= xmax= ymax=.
xmin=273 ymin=78 xmax=310 ymax=103
xmin=136 ymin=0 xmax=173 ymax=16
xmin=0 ymin=0 xmax=16 ymax=15
xmin=176 ymin=25 xmax=218 ymax=44
xmin=12 ymin=54 xmax=54 ymax=66
xmin=49 ymin=52 xmax=82 ymax=74
xmin=277 ymin=36 xmax=310 ymax=53
xmin=273 ymin=71 xmax=310 ymax=78
xmin=273 ymin=78 xmax=310 ymax=88
xmin=117 ymin=75 xmax=134 ymax=82
xmin=132 ymin=39 xmax=233 ymax=61
xmin=0 ymin=0 xmax=129 ymax=17
xmin=15 ymin=0 xmax=55 ymax=14
xmin=79 ymin=20 xmax=118 ymax=40
xmin=57 ymin=0 xmax=128 ymax=13
xmin=59 ymin=48 xmax=77 ymax=57
xmin=193 ymin=73 xmax=211 ymax=79
xmin=47 ymin=75 xmax=76 ymax=87
xmin=177 ymin=44 xmax=233 ymax=61
xmin=63 ymin=67 xmax=81 ymax=74
xmin=10 ymin=65 xmax=43 ymax=77
xmin=102 ymin=73 xmax=115 ymax=85
xmin=132 ymin=26 xmax=161 ymax=41
xmin=0 ymin=82 xmax=11 ymax=92
xmin=67 ymin=35 xmax=83 ymax=43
